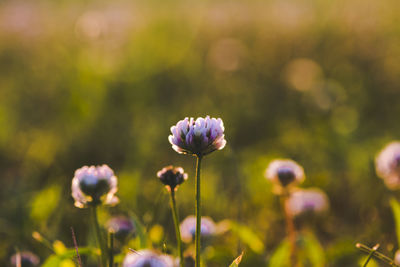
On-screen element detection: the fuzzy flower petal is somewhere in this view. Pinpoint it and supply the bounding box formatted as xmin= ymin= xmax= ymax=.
xmin=168 ymin=116 xmax=226 ymax=156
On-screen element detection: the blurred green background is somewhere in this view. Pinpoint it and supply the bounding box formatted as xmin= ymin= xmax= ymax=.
xmin=1 ymin=0 xmax=400 ymax=266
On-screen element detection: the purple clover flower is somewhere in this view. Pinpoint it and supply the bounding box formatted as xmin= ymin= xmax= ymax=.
xmin=375 ymin=141 xmax=400 ymax=190
xmin=122 ymin=250 xmax=175 ymax=267
xmin=71 ymin=164 xmax=119 ymax=208
xmin=265 ymin=159 xmax=305 ymax=193
xmin=179 ymin=215 xmax=216 ymax=243
xmin=157 ymin=166 xmax=188 ymax=192
xmin=285 ymin=188 xmax=329 ymax=217
xmin=10 ymin=251 xmax=40 ymax=267
xmin=168 ymin=116 xmax=226 ymax=156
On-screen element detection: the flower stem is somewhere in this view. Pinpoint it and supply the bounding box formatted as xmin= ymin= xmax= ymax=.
xmin=195 ymin=155 xmax=202 ymax=267
xmin=91 ymin=206 xmax=107 ymax=267
xmin=281 ymin=192 xmax=297 ymax=267
xmin=108 ymin=232 xmax=114 ymax=267
xmin=170 ymin=190 xmax=184 ymax=267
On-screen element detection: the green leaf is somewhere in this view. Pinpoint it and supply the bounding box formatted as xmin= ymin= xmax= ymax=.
xmin=30 ymin=185 xmax=61 ymax=224
xmin=229 ymin=252 xmax=244 ymax=267
xmin=268 ymin=239 xmax=290 ymax=267
xmin=41 ymin=247 xmax=97 ymax=267
xmin=226 ymin=221 xmax=265 ymax=254
xmin=268 ymin=233 xmax=325 ymax=267
xmin=390 ymin=198 xmax=400 ymax=247
xmin=130 ymin=213 xmax=149 ymax=249
xmin=301 ymin=231 xmax=325 ymax=267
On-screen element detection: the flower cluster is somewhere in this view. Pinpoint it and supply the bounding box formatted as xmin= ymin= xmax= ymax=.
xmin=123 ymin=250 xmax=175 ymax=267
xmin=375 ymin=141 xmax=400 ymax=190
xmin=71 ymin=164 xmax=119 ymax=208
xmin=168 ymin=116 xmax=226 ymax=156
xmin=157 ymin=166 xmax=188 ymax=192
xmin=180 ymin=215 xmax=216 ymax=243
xmin=265 ymin=159 xmax=305 ymax=193
xmin=285 ymin=188 xmax=329 ymax=217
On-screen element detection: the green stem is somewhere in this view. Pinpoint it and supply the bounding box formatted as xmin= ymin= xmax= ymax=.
xmin=109 ymin=232 xmax=114 ymax=267
xmin=281 ymin=191 xmax=297 ymax=267
xmin=170 ymin=190 xmax=184 ymax=267
xmin=91 ymin=206 xmax=107 ymax=267
xmin=195 ymin=155 xmax=202 ymax=267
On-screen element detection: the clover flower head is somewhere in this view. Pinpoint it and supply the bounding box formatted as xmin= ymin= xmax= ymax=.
xmin=107 ymin=216 xmax=135 ymax=242
xmin=265 ymin=159 xmax=305 ymax=192
xmin=286 ymin=188 xmax=329 ymax=217
xmin=157 ymin=165 xmax=188 ymax=192
xmin=168 ymin=116 xmax=226 ymax=156
xmin=180 ymin=215 xmax=216 ymax=243
xmin=71 ymin=164 xmax=119 ymax=208
xmin=123 ymin=250 xmax=175 ymax=267
xmin=375 ymin=141 xmax=400 ymax=190
xmin=10 ymin=251 xmax=40 ymax=267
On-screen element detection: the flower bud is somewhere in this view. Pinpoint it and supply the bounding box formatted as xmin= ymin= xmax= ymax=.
xmin=157 ymin=166 xmax=188 ymax=192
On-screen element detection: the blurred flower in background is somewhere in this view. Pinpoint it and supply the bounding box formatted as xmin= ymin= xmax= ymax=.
xmin=107 ymin=216 xmax=135 ymax=242
xmin=394 ymin=250 xmax=400 ymax=265
xmin=180 ymin=215 xmax=216 ymax=243
xmin=157 ymin=166 xmax=188 ymax=192
xmin=168 ymin=116 xmax=226 ymax=156
xmin=265 ymin=159 xmax=305 ymax=193
xmin=375 ymin=141 xmax=400 ymax=190
xmin=10 ymin=251 xmax=40 ymax=267
xmin=71 ymin=164 xmax=119 ymax=208
xmin=285 ymin=188 xmax=329 ymax=217
xmin=122 ymin=250 xmax=175 ymax=267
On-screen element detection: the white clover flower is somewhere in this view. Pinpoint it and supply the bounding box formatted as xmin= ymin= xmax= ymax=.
xmin=286 ymin=188 xmax=329 ymax=217
xmin=157 ymin=166 xmax=188 ymax=192
xmin=375 ymin=141 xmax=400 ymax=190
xmin=168 ymin=116 xmax=226 ymax=156
xmin=71 ymin=164 xmax=119 ymax=208
xmin=265 ymin=159 xmax=305 ymax=191
xmin=123 ymin=250 xmax=175 ymax=267
xmin=179 ymin=215 xmax=216 ymax=243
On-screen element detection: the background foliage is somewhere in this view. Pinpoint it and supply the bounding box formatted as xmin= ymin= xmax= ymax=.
xmin=1 ymin=0 xmax=400 ymax=266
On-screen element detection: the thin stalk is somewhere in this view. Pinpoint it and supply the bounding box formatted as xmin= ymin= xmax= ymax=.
xmin=362 ymin=244 xmax=379 ymax=267
xmin=195 ymin=155 xmax=202 ymax=267
xmin=170 ymin=190 xmax=184 ymax=267
xmin=356 ymin=243 xmax=399 ymax=267
xmin=109 ymin=232 xmax=114 ymax=267
xmin=91 ymin=206 xmax=107 ymax=267
xmin=281 ymin=192 xmax=297 ymax=267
